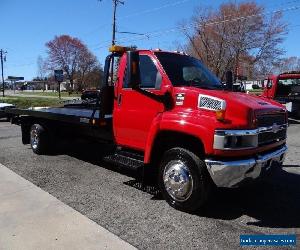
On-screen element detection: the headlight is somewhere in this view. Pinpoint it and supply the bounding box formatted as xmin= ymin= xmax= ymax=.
xmin=214 ymin=130 xmax=258 ymax=150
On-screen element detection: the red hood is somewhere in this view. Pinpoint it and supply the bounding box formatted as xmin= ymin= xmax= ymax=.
xmin=173 ymin=87 xmax=286 ymax=129
xmin=206 ymin=90 xmax=284 ymax=110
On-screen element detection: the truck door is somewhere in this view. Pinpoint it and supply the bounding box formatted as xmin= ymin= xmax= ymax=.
xmin=113 ymin=52 xmax=165 ymax=150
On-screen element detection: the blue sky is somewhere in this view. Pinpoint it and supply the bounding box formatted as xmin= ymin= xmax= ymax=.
xmin=1 ymin=0 xmax=300 ymax=80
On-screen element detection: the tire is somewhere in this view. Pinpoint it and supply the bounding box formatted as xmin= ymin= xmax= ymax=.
xmin=30 ymin=124 xmax=50 ymax=155
xmin=158 ymin=147 xmax=212 ymax=212
xmin=21 ymin=124 xmax=30 ymax=144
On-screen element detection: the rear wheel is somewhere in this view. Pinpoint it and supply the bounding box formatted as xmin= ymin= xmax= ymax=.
xmin=30 ymin=124 xmax=50 ymax=155
xmin=158 ymin=147 xmax=212 ymax=212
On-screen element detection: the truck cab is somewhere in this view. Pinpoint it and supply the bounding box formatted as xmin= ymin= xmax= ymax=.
xmin=8 ymin=46 xmax=288 ymax=212
xmin=262 ymin=72 xmax=300 ymax=116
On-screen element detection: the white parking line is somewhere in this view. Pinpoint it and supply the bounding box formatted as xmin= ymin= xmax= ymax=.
xmin=0 ymin=163 xmax=136 ymax=250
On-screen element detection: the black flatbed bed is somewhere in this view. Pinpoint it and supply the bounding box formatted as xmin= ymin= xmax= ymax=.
xmin=7 ymin=106 xmax=113 ymax=141
xmin=7 ymin=106 xmax=112 ymax=125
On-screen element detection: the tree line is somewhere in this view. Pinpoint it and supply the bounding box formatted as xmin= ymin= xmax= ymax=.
xmin=36 ymin=1 xmax=299 ymax=90
xmin=180 ymin=1 xmax=298 ymax=80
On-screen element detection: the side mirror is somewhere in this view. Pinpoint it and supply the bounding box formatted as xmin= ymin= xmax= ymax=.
xmin=102 ymin=54 xmax=112 ymax=87
xmin=126 ymin=51 xmax=141 ymax=89
xmin=225 ymin=71 xmax=233 ymax=91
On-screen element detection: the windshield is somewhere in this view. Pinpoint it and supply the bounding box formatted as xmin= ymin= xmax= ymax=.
xmin=155 ymin=52 xmax=222 ymax=89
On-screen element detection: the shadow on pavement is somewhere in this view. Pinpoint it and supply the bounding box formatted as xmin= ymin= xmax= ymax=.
xmin=199 ymin=166 xmax=300 ymax=228
xmin=51 ymin=140 xmax=300 ymax=228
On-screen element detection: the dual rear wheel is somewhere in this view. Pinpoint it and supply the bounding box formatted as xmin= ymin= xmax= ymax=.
xmin=30 ymin=124 xmax=50 ymax=155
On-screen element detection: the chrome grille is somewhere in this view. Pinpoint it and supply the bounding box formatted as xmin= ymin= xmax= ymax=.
xmin=257 ymin=113 xmax=286 ymax=127
xmin=258 ymin=129 xmax=287 ymax=146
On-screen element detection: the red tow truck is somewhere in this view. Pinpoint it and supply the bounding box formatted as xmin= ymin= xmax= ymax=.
xmin=262 ymin=71 xmax=300 ymax=116
xmin=8 ymin=46 xmax=288 ymax=212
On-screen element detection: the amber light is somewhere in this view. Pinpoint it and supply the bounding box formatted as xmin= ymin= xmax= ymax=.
xmin=249 ymin=110 xmax=257 ymax=128
xmin=216 ymin=110 xmax=226 ymax=121
xmin=99 ymin=121 xmax=107 ymax=126
xmin=109 ymin=45 xmax=131 ymax=53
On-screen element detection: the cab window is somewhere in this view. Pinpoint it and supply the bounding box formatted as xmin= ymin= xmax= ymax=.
xmin=123 ymin=55 xmax=162 ymax=89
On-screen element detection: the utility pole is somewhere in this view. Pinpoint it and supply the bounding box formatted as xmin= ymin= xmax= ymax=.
xmin=110 ymin=0 xmax=124 ymax=86
xmin=0 ymin=49 xmax=7 ymax=97
xmin=111 ymin=0 xmax=124 ymax=46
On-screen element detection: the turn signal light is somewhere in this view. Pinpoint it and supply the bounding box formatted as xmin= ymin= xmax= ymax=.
xmin=216 ymin=110 xmax=226 ymax=121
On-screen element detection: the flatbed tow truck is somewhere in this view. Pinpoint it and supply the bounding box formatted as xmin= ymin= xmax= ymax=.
xmin=7 ymin=46 xmax=288 ymax=212
xmin=262 ymin=71 xmax=300 ymax=117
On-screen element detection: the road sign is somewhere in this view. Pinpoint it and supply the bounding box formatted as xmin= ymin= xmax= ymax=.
xmin=8 ymin=76 xmax=24 ymax=81
xmin=54 ymin=70 xmax=64 ymax=82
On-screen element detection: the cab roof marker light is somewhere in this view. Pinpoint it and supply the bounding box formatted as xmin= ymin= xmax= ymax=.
xmin=109 ymin=45 xmax=132 ymax=53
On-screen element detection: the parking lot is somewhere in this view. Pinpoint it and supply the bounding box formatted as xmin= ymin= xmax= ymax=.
xmin=0 ymin=120 xmax=299 ymax=249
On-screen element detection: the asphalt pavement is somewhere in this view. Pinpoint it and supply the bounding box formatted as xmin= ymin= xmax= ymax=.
xmin=0 ymin=119 xmax=299 ymax=249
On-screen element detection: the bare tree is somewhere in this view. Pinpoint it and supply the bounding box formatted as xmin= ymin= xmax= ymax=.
xmin=77 ymin=48 xmax=99 ymax=91
xmin=181 ymin=2 xmax=287 ymax=80
xmin=271 ymin=56 xmax=300 ymax=74
xmin=37 ymin=56 xmax=48 ymax=91
xmin=45 ymin=35 xmax=97 ymax=90
xmin=84 ymin=65 xmax=104 ymax=89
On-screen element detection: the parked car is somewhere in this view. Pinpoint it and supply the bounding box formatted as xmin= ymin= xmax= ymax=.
xmin=81 ymin=89 xmax=101 ymax=100
xmin=0 ymin=103 xmax=16 ymax=121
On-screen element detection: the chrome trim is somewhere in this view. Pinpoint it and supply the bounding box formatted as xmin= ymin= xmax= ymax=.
xmin=214 ymin=124 xmax=287 ymax=150
xmin=215 ymin=124 xmax=287 ymax=136
xmin=258 ymin=124 xmax=287 ymax=133
xmin=163 ymin=160 xmax=194 ymax=202
xmin=198 ymin=94 xmax=226 ymax=111
xmin=30 ymin=125 xmax=39 ymax=150
xmin=205 ymin=145 xmax=287 ymax=187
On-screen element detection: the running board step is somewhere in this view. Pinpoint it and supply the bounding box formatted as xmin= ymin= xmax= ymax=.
xmin=103 ymin=150 xmax=144 ymax=169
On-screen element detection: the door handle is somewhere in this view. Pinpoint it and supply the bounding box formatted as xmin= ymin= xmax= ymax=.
xmin=117 ymin=94 xmax=122 ymax=106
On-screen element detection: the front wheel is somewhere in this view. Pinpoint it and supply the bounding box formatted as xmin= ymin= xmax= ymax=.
xmin=158 ymin=147 xmax=212 ymax=212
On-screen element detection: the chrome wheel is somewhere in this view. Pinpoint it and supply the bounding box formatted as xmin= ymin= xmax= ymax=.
xmin=163 ymin=160 xmax=193 ymax=202
xmin=30 ymin=125 xmax=39 ymax=150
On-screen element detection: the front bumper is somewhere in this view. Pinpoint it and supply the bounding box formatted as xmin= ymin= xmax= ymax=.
xmin=205 ymin=145 xmax=287 ymax=187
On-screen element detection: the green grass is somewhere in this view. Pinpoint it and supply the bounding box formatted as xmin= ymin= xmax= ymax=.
xmin=0 ymin=97 xmax=63 ymax=109
xmin=18 ymin=91 xmax=81 ymax=97
xmin=247 ymin=89 xmax=263 ymax=95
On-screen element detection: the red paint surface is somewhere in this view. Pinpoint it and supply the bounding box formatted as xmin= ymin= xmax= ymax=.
xmin=111 ymin=50 xmax=287 ymax=163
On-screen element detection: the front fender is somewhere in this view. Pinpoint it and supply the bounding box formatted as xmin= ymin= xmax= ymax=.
xmin=144 ymin=112 xmax=215 ymax=163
